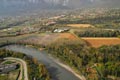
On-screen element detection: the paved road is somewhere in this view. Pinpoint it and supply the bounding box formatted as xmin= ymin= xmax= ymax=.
xmin=4 ymin=57 xmax=29 ymax=80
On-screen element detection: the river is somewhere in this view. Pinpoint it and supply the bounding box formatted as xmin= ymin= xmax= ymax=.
xmin=5 ymin=45 xmax=81 ymax=80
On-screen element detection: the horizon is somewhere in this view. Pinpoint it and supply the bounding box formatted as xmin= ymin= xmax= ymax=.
xmin=0 ymin=0 xmax=120 ymax=17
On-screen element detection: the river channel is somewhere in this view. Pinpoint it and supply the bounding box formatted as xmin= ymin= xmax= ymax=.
xmin=5 ymin=45 xmax=81 ymax=80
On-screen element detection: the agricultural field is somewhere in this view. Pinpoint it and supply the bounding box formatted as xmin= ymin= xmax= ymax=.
xmin=67 ymin=24 xmax=94 ymax=28
xmin=58 ymin=33 xmax=78 ymax=40
xmin=82 ymin=38 xmax=120 ymax=48
xmin=20 ymin=33 xmax=79 ymax=46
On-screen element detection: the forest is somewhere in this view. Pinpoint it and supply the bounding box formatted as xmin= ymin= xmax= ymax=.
xmin=46 ymin=41 xmax=120 ymax=80
xmin=75 ymin=29 xmax=120 ymax=37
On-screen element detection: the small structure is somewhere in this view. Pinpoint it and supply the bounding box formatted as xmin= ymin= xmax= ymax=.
xmin=53 ymin=28 xmax=70 ymax=33
xmin=46 ymin=21 xmax=56 ymax=26
xmin=0 ymin=63 xmax=18 ymax=74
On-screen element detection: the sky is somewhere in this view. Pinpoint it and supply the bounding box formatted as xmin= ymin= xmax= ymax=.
xmin=0 ymin=0 xmax=120 ymax=8
xmin=66 ymin=0 xmax=120 ymax=8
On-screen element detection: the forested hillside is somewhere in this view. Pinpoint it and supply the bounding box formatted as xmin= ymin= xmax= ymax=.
xmin=46 ymin=40 xmax=120 ymax=80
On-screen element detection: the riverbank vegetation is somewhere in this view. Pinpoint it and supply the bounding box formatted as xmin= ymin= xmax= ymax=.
xmin=0 ymin=49 xmax=50 ymax=80
xmin=46 ymin=39 xmax=120 ymax=80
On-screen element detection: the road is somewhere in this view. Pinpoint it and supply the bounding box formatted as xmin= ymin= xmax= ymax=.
xmin=1 ymin=59 xmax=23 ymax=80
xmin=4 ymin=57 xmax=29 ymax=80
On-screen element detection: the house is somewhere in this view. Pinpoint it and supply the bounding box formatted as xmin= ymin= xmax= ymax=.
xmin=46 ymin=21 xmax=56 ymax=26
xmin=53 ymin=28 xmax=70 ymax=33
xmin=0 ymin=63 xmax=18 ymax=74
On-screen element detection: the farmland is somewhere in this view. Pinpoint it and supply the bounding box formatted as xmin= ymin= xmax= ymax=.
xmin=67 ymin=24 xmax=94 ymax=28
xmin=20 ymin=33 xmax=79 ymax=46
xmin=82 ymin=38 xmax=120 ymax=48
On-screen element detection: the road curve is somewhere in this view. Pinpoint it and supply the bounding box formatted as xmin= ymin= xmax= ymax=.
xmin=4 ymin=57 xmax=29 ymax=80
xmin=1 ymin=59 xmax=23 ymax=80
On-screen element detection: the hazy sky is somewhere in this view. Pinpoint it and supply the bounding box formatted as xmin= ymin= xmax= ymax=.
xmin=0 ymin=0 xmax=120 ymax=8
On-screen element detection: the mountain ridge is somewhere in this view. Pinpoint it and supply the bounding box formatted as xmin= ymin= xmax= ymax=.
xmin=0 ymin=0 xmax=120 ymax=17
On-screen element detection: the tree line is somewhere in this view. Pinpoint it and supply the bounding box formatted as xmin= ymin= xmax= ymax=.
xmin=75 ymin=29 xmax=120 ymax=37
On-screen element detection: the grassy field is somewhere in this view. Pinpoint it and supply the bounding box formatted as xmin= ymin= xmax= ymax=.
xmin=0 ymin=33 xmax=37 ymax=46
xmin=20 ymin=33 xmax=80 ymax=46
xmin=0 ymin=70 xmax=20 ymax=80
xmin=82 ymin=38 xmax=120 ymax=48
xmin=67 ymin=24 xmax=94 ymax=28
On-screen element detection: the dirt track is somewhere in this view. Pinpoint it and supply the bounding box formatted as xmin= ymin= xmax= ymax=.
xmin=4 ymin=57 xmax=28 ymax=80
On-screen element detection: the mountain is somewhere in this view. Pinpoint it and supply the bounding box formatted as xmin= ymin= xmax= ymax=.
xmin=0 ymin=0 xmax=120 ymax=17
xmin=0 ymin=0 xmax=70 ymax=17
xmin=1 ymin=0 xmax=120 ymax=10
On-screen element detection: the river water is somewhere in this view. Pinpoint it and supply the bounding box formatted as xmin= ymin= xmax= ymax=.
xmin=5 ymin=45 xmax=80 ymax=80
